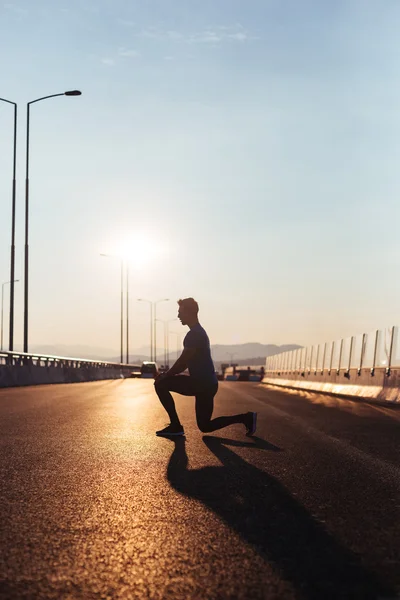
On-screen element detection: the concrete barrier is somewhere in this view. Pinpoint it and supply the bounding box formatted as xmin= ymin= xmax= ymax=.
xmin=0 ymin=351 xmax=131 ymax=388
xmin=0 ymin=365 xmax=125 ymax=388
xmin=262 ymin=367 xmax=400 ymax=403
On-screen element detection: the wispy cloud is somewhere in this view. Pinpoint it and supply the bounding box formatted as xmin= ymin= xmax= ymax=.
xmin=137 ymin=24 xmax=254 ymax=45
xmin=4 ymin=2 xmax=28 ymax=17
xmin=227 ymin=32 xmax=248 ymax=42
xmin=118 ymin=48 xmax=140 ymax=58
xmin=191 ymin=30 xmax=222 ymax=44
xmin=101 ymin=58 xmax=115 ymax=66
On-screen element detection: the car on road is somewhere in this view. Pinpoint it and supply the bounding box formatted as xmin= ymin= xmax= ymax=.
xmin=130 ymin=365 xmax=142 ymax=378
xmin=224 ymin=365 xmax=265 ymax=382
xmin=141 ymin=361 xmax=159 ymax=379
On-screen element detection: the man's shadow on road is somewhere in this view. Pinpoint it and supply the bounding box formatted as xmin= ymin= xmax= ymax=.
xmin=166 ymin=435 xmax=393 ymax=600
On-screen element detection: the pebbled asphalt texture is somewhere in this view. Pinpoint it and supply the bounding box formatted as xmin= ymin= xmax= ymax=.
xmin=0 ymin=379 xmax=399 ymax=600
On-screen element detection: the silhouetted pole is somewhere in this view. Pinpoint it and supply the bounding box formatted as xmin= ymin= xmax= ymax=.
xmin=120 ymin=260 xmax=124 ymax=363
xmin=165 ymin=319 xmax=178 ymax=366
xmin=101 ymin=253 xmax=124 ymax=363
xmin=165 ymin=324 xmax=167 ymax=367
xmin=0 ymin=98 xmax=17 ymax=351
xmin=156 ymin=318 xmax=177 ymax=366
xmin=169 ymin=332 xmax=180 ymax=361
xmin=126 ymin=262 xmax=129 ymax=364
xmin=155 ymin=319 xmax=167 ymax=366
xmin=227 ymin=352 xmax=237 ymax=366
xmin=153 ymin=299 xmax=169 ymax=364
xmin=1 ymin=280 xmax=19 ymax=351
xmin=137 ymin=299 xmax=153 ymax=361
xmin=24 ymin=90 xmax=82 ymax=353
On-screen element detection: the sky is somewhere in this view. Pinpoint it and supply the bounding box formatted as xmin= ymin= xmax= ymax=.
xmin=1 ymin=0 xmax=400 ymax=355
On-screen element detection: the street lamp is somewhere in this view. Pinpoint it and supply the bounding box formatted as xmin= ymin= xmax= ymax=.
xmin=164 ymin=319 xmax=179 ymax=367
xmin=227 ymin=352 xmax=237 ymax=365
xmin=153 ymin=299 xmax=169 ymax=364
xmin=155 ymin=319 xmax=165 ymax=365
xmin=137 ymin=299 xmax=169 ymax=362
xmin=1 ymin=280 xmax=19 ymax=352
xmin=23 ymin=90 xmax=82 ymax=353
xmin=137 ymin=299 xmax=153 ymax=361
xmin=101 ymin=254 xmax=124 ymax=364
xmin=156 ymin=318 xmax=178 ymax=367
xmin=126 ymin=262 xmax=130 ymax=363
xmin=0 ymin=97 xmax=17 ymax=351
xmin=169 ymin=331 xmax=181 ymax=362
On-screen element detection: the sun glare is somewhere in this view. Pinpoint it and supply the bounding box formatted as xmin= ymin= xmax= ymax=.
xmin=114 ymin=234 xmax=165 ymax=267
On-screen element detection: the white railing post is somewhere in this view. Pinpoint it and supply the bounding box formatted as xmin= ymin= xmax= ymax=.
xmin=386 ymin=325 xmax=397 ymax=376
xmin=302 ymin=347 xmax=307 ymax=376
xmin=345 ymin=336 xmax=354 ymax=379
xmin=337 ymin=339 xmax=344 ymax=375
xmin=315 ymin=344 xmax=320 ymax=375
xmin=329 ymin=341 xmax=335 ymax=375
xmin=321 ymin=342 xmax=327 ymax=374
xmin=371 ymin=330 xmax=380 ymax=376
xmin=359 ymin=333 xmax=367 ymax=375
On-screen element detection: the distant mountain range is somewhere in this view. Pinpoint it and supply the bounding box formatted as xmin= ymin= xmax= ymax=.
xmin=29 ymin=342 xmax=301 ymax=367
xmin=210 ymin=343 xmax=300 ymax=363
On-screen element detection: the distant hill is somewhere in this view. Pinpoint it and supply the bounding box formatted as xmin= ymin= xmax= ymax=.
xmin=209 ymin=343 xmax=300 ymax=363
xmin=30 ymin=344 xmax=123 ymax=361
xmin=213 ymin=357 xmax=271 ymax=370
xmin=29 ymin=342 xmax=301 ymax=366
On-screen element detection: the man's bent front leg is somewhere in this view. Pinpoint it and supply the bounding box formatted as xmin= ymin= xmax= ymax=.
xmin=154 ymin=379 xmax=181 ymax=427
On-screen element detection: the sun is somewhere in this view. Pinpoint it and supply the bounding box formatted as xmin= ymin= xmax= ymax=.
xmin=115 ymin=234 xmax=165 ymax=267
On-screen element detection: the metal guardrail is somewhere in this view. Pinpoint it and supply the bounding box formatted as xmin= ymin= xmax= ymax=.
xmin=0 ymin=350 xmax=133 ymax=370
xmin=265 ymin=325 xmax=399 ymax=377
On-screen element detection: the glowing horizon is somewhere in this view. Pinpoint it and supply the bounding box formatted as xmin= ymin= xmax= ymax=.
xmin=1 ymin=1 xmax=400 ymax=352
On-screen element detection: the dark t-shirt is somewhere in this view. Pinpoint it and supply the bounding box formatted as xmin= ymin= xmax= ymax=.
xmin=184 ymin=324 xmax=218 ymax=385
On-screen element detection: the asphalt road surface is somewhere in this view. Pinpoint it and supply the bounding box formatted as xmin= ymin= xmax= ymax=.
xmin=0 ymin=380 xmax=399 ymax=600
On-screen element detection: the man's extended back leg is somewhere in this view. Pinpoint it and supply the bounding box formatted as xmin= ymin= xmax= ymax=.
xmin=195 ymin=388 xmax=250 ymax=433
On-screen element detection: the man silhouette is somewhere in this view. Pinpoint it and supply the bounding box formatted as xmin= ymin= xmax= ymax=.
xmin=154 ymin=298 xmax=257 ymax=437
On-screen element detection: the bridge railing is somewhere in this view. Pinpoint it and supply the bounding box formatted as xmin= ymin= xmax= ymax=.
xmin=264 ymin=326 xmax=400 ymax=402
xmin=266 ymin=326 xmax=399 ymax=376
xmin=0 ymin=350 xmax=132 ymax=369
xmin=0 ymin=351 xmax=135 ymax=388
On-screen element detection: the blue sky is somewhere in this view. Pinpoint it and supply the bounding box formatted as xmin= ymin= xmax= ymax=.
xmin=1 ymin=0 xmax=400 ymax=354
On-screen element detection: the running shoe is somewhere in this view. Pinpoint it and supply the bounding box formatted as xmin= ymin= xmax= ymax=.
xmin=245 ymin=412 xmax=257 ymax=436
xmin=156 ymin=423 xmax=185 ymax=437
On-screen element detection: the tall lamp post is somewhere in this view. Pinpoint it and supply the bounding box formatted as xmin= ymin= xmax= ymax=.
xmin=165 ymin=319 xmax=178 ymax=366
xmin=155 ymin=319 xmax=168 ymax=366
xmin=0 ymin=97 xmax=17 ymax=351
xmin=1 ymin=280 xmax=19 ymax=351
xmin=153 ymin=299 xmax=169 ymax=364
xmin=23 ymin=90 xmax=82 ymax=353
xmin=137 ymin=299 xmax=169 ymax=362
xmin=126 ymin=262 xmax=130 ymax=364
xmin=101 ymin=254 xmax=124 ymax=364
xmin=156 ymin=318 xmax=178 ymax=367
xmin=227 ymin=352 xmax=237 ymax=366
xmin=169 ymin=331 xmax=181 ymax=362
xmin=137 ymin=299 xmax=153 ymax=361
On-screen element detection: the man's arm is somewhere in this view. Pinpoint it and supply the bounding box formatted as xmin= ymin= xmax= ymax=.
xmin=157 ymin=348 xmax=197 ymax=380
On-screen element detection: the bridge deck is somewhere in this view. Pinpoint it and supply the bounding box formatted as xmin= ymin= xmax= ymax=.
xmin=1 ymin=380 xmax=399 ymax=599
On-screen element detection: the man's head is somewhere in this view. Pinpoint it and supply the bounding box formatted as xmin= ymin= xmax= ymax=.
xmin=177 ymin=297 xmax=199 ymax=326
